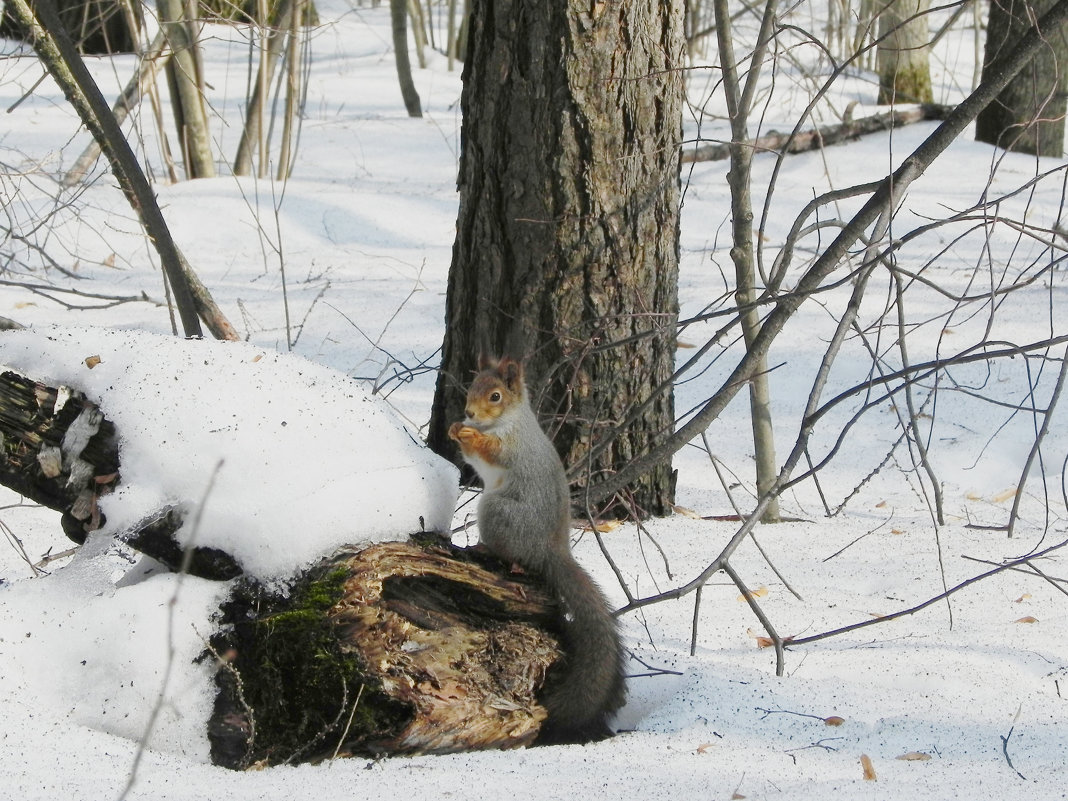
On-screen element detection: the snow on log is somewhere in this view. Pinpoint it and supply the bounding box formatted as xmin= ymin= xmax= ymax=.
xmin=0 ymin=326 xmax=460 ymax=580
xmin=0 ymin=368 xmax=240 ymax=577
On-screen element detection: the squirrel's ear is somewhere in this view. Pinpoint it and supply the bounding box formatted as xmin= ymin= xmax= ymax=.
xmin=501 ymin=359 xmax=524 ymax=392
xmin=477 ymin=353 xmax=497 ymax=372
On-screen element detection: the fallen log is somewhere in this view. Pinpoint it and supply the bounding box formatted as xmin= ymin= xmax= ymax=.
xmin=0 ymin=368 xmax=240 ymax=579
xmin=210 ymin=540 xmax=562 ymax=766
xmin=683 ymin=103 xmax=953 ymax=163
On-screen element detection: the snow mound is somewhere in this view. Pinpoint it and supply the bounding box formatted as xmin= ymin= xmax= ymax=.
xmin=0 ymin=326 xmax=459 ymax=578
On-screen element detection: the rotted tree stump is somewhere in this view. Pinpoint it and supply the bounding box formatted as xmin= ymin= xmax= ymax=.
xmin=210 ymin=540 xmax=563 ymax=766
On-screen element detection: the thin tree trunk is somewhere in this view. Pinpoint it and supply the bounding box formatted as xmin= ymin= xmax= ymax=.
xmin=157 ymin=0 xmax=215 ymax=178
xmin=233 ymin=0 xmax=296 ymax=176
xmin=276 ymin=0 xmax=304 ymax=180
xmin=715 ymin=0 xmax=780 ymax=522
xmin=428 ymin=0 xmax=683 ymax=516
xmin=407 ymin=0 xmax=428 ymax=69
xmin=390 ymin=0 xmax=422 ymax=117
xmin=63 ymin=28 xmax=170 ymax=186
xmin=446 ymin=0 xmax=458 ymax=70
xmin=975 ymin=0 xmax=1068 ymax=157
xmin=876 ymin=0 xmax=934 ymax=105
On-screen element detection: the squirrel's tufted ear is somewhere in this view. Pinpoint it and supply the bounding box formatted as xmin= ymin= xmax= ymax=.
xmin=501 ymin=358 xmax=524 ymax=392
xmin=477 ymin=353 xmax=497 ymax=372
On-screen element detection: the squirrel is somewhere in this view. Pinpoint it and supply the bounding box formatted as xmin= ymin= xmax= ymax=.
xmin=448 ymin=356 xmax=626 ymax=744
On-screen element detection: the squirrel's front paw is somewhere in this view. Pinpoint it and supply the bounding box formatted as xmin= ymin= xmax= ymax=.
xmin=447 ymin=421 xmax=467 ymax=441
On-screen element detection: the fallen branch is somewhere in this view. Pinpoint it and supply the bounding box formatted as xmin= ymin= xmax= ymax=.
xmin=682 ymin=104 xmax=953 ymax=163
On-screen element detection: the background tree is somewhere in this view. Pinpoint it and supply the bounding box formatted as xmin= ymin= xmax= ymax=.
xmin=876 ymin=0 xmax=933 ymax=104
xmin=714 ymin=0 xmax=782 ymax=523
xmin=389 ymin=0 xmax=421 ymax=117
xmin=427 ymin=0 xmax=684 ymax=517
xmin=157 ymin=0 xmax=215 ymax=178
xmin=975 ymin=0 xmax=1068 ymax=157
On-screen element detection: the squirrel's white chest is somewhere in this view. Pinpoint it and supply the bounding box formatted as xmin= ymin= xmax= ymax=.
xmin=468 ymin=453 xmax=507 ymax=492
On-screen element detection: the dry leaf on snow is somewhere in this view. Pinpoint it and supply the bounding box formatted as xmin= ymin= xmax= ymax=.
xmin=736 ymin=587 xmax=769 ymax=602
xmin=860 ymin=754 xmax=877 ymax=781
xmin=673 ymin=505 xmax=702 ymax=519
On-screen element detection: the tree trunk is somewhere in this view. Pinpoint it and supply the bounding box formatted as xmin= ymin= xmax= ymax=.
xmin=233 ymin=0 xmax=296 ymax=177
xmin=975 ymin=0 xmax=1068 ymax=157
xmin=876 ymin=0 xmax=933 ymax=105
xmin=210 ymin=540 xmax=563 ymax=766
xmin=715 ymin=0 xmax=780 ymax=523
xmin=390 ymin=0 xmax=422 ymax=117
xmin=427 ymin=0 xmax=684 ymax=517
xmin=158 ymin=0 xmax=216 ymax=178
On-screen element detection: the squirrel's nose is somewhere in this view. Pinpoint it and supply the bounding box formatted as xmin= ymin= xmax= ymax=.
xmin=463 ymin=406 xmax=473 ymax=420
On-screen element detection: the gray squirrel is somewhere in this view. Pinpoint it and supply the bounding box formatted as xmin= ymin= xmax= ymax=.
xmin=448 ymin=356 xmax=626 ymax=743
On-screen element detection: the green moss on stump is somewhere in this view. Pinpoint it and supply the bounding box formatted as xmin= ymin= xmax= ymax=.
xmin=211 ymin=566 xmax=412 ymax=768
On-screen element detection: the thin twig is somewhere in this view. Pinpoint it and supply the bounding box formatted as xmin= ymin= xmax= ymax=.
xmin=1000 ymin=703 xmax=1027 ymax=781
xmin=788 ymin=539 xmax=1068 ymax=647
xmin=119 ymin=460 xmax=224 ymax=800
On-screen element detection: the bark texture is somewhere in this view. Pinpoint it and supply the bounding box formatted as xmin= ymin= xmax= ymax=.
xmin=428 ymin=0 xmax=683 ymax=516
xmin=210 ymin=540 xmax=561 ymax=766
xmin=975 ymin=0 xmax=1068 ymax=157
xmin=0 ymin=370 xmax=119 ymax=533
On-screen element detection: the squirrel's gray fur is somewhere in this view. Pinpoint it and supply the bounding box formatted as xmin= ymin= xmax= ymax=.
xmin=459 ymin=361 xmax=626 ymax=743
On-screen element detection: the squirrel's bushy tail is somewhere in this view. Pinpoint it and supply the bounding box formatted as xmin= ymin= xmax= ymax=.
xmin=536 ymin=553 xmax=626 ymax=744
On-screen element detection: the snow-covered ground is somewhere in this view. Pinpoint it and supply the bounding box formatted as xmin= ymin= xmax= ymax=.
xmin=1 ymin=3 xmax=1066 ymax=799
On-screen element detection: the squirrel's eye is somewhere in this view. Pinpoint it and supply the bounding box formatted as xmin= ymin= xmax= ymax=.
xmin=490 ymin=391 xmax=502 ymax=403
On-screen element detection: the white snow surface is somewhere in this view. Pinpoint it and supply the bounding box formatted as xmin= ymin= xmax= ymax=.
xmin=0 ymin=326 xmax=459 ymax=577
xmin=1 ymin=3 xmax=1067 ymax=801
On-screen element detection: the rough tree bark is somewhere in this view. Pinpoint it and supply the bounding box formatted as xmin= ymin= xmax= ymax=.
xmin=427 ymin=0 xmax=684 ymax=517
xmin=876 ymin=0 xmax=934 ymax=105
xmin=975 ymin=0 xmax=1068 ymax=157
